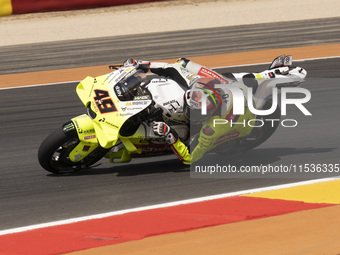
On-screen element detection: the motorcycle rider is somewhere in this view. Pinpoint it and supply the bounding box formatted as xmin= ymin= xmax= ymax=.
xmin=123 ymin=56 xmax=297 ymax=164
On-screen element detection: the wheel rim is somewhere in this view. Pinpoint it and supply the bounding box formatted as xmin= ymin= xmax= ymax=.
xmin=49 ymin=138 xmax=82 ymax=174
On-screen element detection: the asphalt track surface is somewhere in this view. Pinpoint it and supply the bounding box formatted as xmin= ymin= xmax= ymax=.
xmin=1 ymin=17 xmax=340 ymax=75
xmin=0 ymin=18 xmax=339 ymax=230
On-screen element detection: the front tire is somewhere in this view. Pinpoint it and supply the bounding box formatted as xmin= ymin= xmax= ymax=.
xmin=38 ymin=128 xmax=108 ymax=174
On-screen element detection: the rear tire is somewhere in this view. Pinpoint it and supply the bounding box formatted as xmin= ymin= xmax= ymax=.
xmin=38 ymin=128 xmax=108 ymax=174
xmin=238 ymin=105 xmax=281 ymax=152
xmin=214 ymin=104 xmax=281 ymax=155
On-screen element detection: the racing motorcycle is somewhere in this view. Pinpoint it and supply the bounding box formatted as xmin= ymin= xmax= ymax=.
xmin=38 ymin=56 xmax=307 ymax=174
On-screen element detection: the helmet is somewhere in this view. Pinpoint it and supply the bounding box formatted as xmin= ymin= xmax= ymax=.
xmin=183 ymin=78 xmax=222 ymax=122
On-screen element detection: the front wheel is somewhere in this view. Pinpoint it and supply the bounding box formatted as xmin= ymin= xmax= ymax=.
xmin=38 ymin=128 xmax=108 ymax=174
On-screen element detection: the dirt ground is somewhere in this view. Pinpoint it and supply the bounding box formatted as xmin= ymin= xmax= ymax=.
xmin=0 ymin=0 xmax=339 ymax=46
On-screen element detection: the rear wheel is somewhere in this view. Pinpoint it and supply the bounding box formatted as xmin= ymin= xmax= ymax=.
xmin=38 ymin=128 xmax=108 ymax=174
xmin=214 ymin=103 xmax=281 ymax=155
xmin=237 ymin=105 xmax=281 ymax=152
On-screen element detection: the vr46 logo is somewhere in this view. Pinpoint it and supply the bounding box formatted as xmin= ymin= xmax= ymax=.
xmin=94 ymin=89 xmax=117 ymax=114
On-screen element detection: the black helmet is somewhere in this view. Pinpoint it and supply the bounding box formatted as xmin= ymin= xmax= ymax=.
xmin=183 ymin=78 xmax=222 ymax=122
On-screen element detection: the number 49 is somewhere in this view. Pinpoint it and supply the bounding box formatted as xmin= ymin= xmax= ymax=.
xmin=93 ymin=89 xmax=117 ymax=114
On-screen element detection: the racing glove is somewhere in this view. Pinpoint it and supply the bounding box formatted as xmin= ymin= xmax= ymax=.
xmin=269 ymin=55 xmax=292 ymax=69
xmin=153 ymin=121 xmax=179 ymax=144
xmin=123 ymin=58 xmax=150 ymax=73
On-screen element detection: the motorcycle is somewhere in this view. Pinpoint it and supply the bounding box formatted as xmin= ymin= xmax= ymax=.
xmin=38 ymin=56 xmax=307 ymax=174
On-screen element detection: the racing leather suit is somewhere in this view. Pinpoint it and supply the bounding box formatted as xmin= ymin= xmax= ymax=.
xmin=148 ymin=58 xmax=256 ymax=164
xmin=125 ymin=56 xmax=304 ymax=164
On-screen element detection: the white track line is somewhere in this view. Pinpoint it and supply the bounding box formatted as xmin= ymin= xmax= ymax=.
xmin=0 ymin=80 xmax=80 ymax=90
xmin=212 ymin=55 xmax=340 ymax=70
xmin=1 ymin=56 xmax=339 ymax=91
xmin=0 ymin=176 xmax=339 ymax=236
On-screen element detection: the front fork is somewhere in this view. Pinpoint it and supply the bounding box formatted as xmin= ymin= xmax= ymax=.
xmin=62 ymin=114 xmax=99 ymax=162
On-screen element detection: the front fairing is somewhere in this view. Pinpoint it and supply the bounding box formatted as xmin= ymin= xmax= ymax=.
xmin=76 ymin=67 xmax=152 ymax=148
